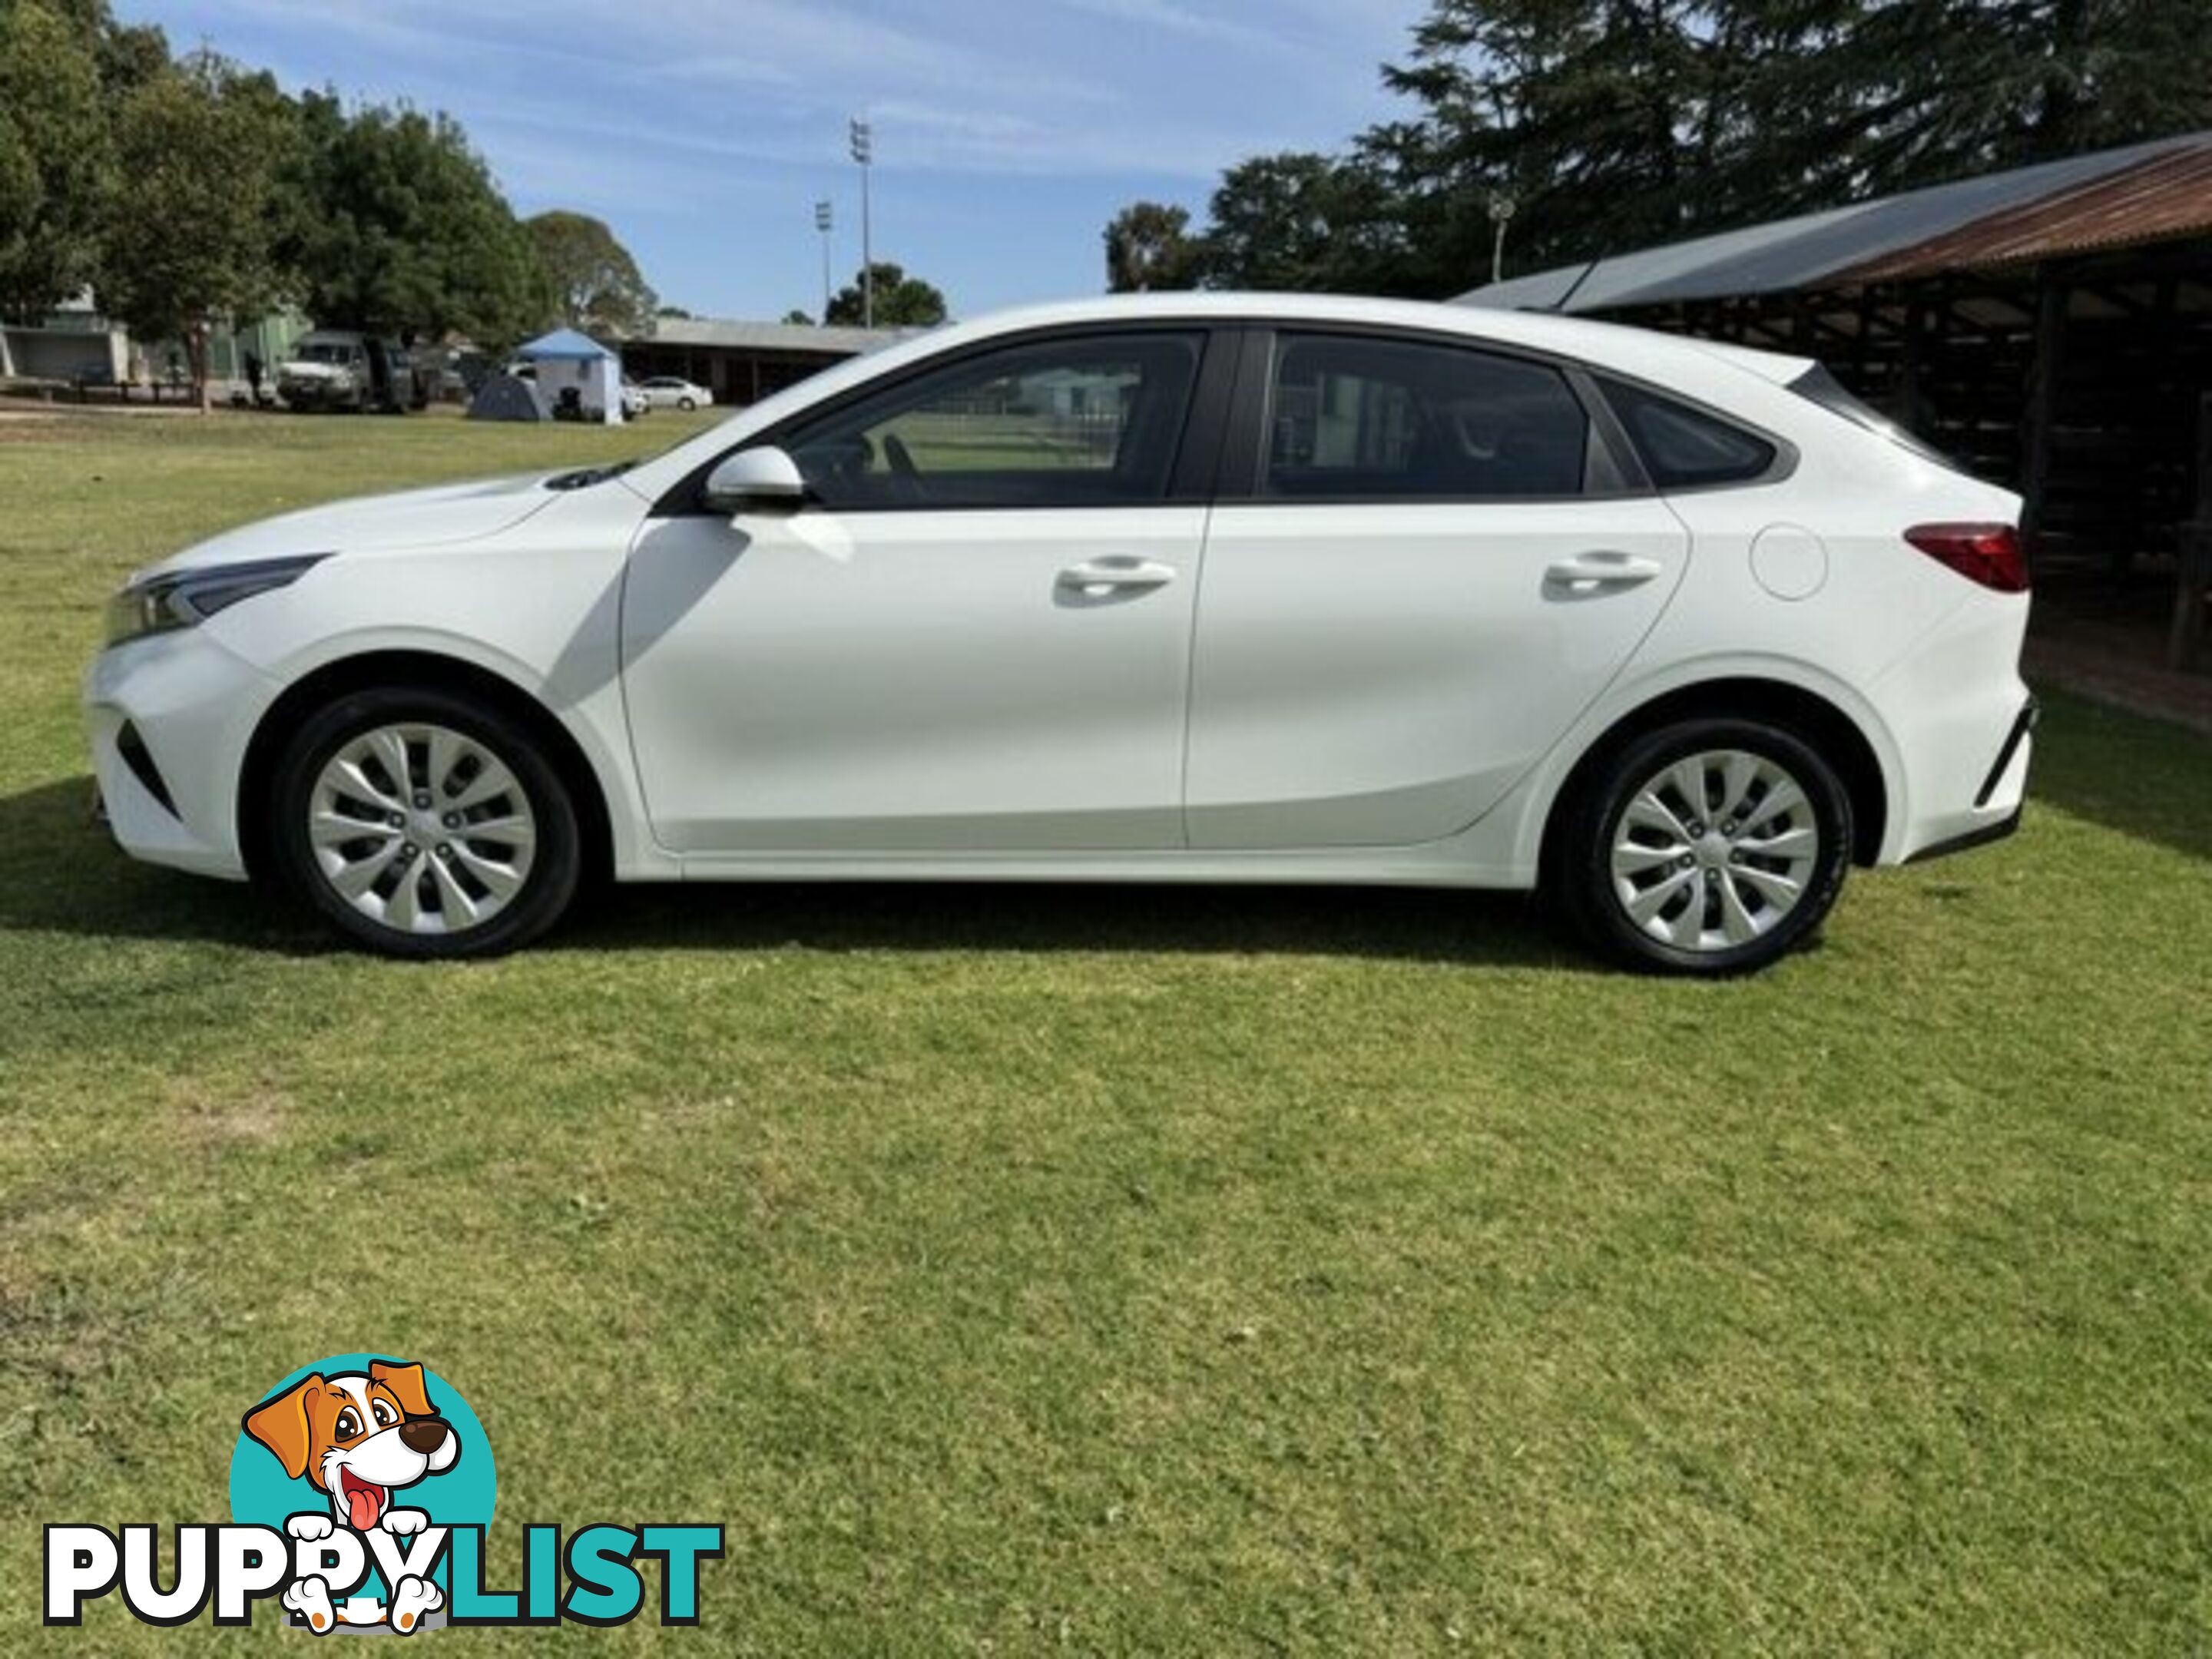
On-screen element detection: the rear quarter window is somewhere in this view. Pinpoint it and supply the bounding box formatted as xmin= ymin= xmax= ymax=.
xmin=1599 ymin=379 xmax=1778 ymax=491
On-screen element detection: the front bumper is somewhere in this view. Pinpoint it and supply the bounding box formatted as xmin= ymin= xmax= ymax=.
xmin=280 ymin=380 xmax=353 ymax=407
xmin=84 ymin=629 xmax=281 ymax=880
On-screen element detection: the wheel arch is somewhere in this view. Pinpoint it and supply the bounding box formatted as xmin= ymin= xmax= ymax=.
xmin=1536 ymin=675 xmax=1892 ymax=884
xmin=235 ymin=649 xmax=616 ymax=885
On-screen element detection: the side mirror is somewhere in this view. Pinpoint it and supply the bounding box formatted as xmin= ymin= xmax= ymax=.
xmin=701 ymin=446 xmax=807 ymax=515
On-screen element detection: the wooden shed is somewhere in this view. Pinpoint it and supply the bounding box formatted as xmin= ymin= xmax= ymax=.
xmin=618 ymin=318 xmax=900 ymax=409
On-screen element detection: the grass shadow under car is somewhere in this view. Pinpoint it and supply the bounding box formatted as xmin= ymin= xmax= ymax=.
xmin=1 ymin=775 xmax=1574 ymax=970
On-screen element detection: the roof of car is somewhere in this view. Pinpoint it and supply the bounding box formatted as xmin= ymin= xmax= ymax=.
xmin=916 ymin=292 xmax=1813 ymax=386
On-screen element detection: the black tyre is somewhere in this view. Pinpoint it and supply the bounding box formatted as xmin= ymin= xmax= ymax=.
xmin=1552 ymin=717 xmax=1853 ymax=975
xmin=271 ymin=686 xmax=581 ymax=959
xmin=677 ymin=396 xmax=696 ymax=411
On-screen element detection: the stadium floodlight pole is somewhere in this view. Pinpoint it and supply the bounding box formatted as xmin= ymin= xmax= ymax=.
xmin=849 ymin=117 xmax=874 ymax=328
xmin=814 ymin=199 xmax=833 ymax=323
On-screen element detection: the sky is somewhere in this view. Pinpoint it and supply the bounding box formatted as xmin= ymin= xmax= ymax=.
xmin=113 ymin=0 xmax=1421 ymax=323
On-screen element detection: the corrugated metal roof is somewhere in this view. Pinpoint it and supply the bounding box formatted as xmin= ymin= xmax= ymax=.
xmin=629 ymin=318 xmax=907 ymax=354
xmin=1459 ymin=131 xmax=2212 ymax=313
xmin=1841 ymin=139 xmax=2212 ymax=280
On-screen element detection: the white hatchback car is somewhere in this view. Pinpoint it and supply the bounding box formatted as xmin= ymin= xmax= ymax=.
xmin=87 ymin=294 xmax=2034 ymax=971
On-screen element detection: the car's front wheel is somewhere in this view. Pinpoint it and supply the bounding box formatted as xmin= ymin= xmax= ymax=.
xmin=271 ymin=687 xmax=581 ymax=959
xmin=1553 ymin=717 xmax=1853 ymax=975
xmin=677 ymin=396 xmax=696 ymax=411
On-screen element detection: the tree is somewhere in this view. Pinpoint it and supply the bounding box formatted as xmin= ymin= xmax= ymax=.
xmin=525 ymin=209 xmax=657 ymax=339
xmin=1374 ymin=0 xmax=1770 ymax=283
xmin=780 ymin=307 xmax=813 ymax=325
xmin=1131 ymin=0 xmax=2212 ymax=305
xmin=18 ymin=0 xmax=166 ymax=88
xmin=32 ymin=0 xmax=167 ymax=99
xmin=1374 ymin=0 xmax=2212 ymax=287
xmin=280 ymin=93 xmax=544 ymax=346
xmin=1103 ymin=201 xmax=1197 ymax=292
xmin=1803 ymin=0 xmax=2212 ymax=186
xmin=98 ymin=51 xmax=293 ymax=409
xmin=824 ymin=261 xmax=946 ymax=327
xmin=1193 ymin=151 xmax=1409 ymax=292
xmin=5 ymin=0 xmax=566 ymax=382
xmin=0 ymin=0 xmax=114 ymax=327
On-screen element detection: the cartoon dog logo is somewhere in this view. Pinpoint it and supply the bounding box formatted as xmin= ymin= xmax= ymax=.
xmin=242 ymin=1359 xmax=459 ymax=1633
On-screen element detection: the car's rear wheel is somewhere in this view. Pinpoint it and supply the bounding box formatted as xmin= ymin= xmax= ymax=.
xmin=1553 ymin=717 xmax=1853 ymax=975
xmin=271 ymin=687 xmax=581 ymax=959
xmin=677 ymin=396 xmax=696 ymax=411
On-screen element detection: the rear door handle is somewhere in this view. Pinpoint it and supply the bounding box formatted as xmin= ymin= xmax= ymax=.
xmin=1058 ymin=558 xmax=1176 ymax=594
xmin=1545 ymin=551 xmax=1667 ymax=592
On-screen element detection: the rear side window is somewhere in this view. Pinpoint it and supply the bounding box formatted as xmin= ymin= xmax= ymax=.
xmin=1265 ymin=334 xmax=1589 ymax=500
xmin=1599 ymin=379 xmax=1777 ymax=490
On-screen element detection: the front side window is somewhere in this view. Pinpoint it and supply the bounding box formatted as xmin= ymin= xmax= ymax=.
xmin=783 ymin=331 xmax=1204 ymax=510
xmin=1264 ymin=334 xmax=1590 ymax=500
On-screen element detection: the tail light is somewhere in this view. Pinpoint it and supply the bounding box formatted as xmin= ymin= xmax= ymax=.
xmin=1905 ymin=523 xmax=2029 ymax=593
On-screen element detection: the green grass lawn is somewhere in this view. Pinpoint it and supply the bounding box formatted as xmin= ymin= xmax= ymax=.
xmin=2 ymin=410 xmax=2208 ymax=1654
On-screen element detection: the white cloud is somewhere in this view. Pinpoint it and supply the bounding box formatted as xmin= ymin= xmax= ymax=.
xmin=142 ymin=0 xmax=1403 ymax=184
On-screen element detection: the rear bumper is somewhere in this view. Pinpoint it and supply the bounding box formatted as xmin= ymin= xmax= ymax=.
xmin=1904 ymin=803 xmax=2022 ymax=864
xmin=1973 ymin=696 xmax=2039 ymax=808
xmin=1899 ymin=696 xmax=2035 ymax=864
xmin=1871 ymin=591 xmax=2035 ymax=864
xmin=1883 ymin=689 xmax=2034 ymax=863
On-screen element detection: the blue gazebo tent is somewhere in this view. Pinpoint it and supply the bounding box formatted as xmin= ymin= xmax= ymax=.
xmin=513 ymin=328 xmax=623 ymax=424
xmin=516 ymin=327 xmax=612 ymax=359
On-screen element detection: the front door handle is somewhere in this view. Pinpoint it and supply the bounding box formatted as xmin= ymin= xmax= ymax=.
xmin=1058 ymin=558 xmax=1177 ymax=595
xmin=1545 ymin=551 xmax=1667 ymax=593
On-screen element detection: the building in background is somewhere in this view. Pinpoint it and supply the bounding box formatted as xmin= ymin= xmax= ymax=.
xmin=2 ymin=294 xmax=307 ymax=398
xmin=0 ymin=293 xmax=126 ymax=383
xmin=197 ymin=313 xmax=312 ymax=392
xmin=619 ymin=317 xmax=904 ymax=409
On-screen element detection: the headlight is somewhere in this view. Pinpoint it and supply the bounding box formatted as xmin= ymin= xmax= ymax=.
xmin=105 ymin=555 xmax=329 ymax=647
